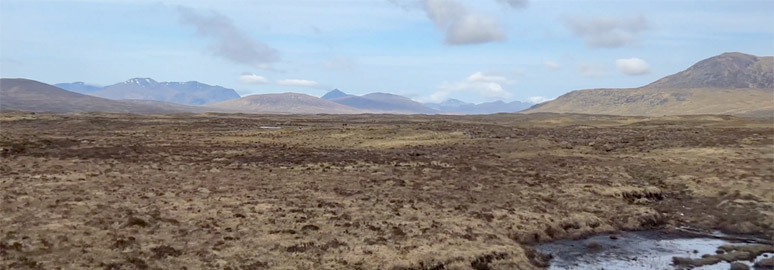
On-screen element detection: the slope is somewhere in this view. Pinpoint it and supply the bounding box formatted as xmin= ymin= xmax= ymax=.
xmin=524 ymin=52 xmax=774 ymax=117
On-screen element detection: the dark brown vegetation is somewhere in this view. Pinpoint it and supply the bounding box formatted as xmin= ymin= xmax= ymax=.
xmin=0 ymin=112 xmax=772 ymax=269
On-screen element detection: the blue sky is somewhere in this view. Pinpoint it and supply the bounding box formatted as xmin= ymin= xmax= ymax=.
xmin=1 ymin=0 xmax=772 ymax=103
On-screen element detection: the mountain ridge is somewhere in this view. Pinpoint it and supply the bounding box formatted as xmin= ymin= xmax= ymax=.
xmin=321 ymin=89 xmax=438 ymax=114
xmin=57 ymin=78 xmax=241 ymax=106
xmin=0 ymin=78 xmax=198 ymax=113
xmin=645 ymin=52 xmax=774 ymax=89
xmin=523 ymin=52 xmax=774 ymax=117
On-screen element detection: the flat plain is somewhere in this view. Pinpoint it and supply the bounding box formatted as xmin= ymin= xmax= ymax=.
xmin=0 ymin=112 xmax=772 ymax=269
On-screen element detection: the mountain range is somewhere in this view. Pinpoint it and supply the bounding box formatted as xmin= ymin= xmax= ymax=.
xmin=2 ymin=78 xmax=532 ymax=114
xmin=2 ymin=52 xmax=771 ymax=116
xmin=322 ymin=91 xmax=438 ymax=114
xmin=524 ymin=52 xmax=774 ymax=117
xmin=56 ymin=78 xmax=240 ymax=105
xmin=0 ymin=78 xmax=206 ymax=113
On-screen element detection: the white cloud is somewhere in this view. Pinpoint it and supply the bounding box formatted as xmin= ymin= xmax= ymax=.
xmin=498 ymin=0 xmax=528 ymax=9
xmin=277 ymin=79 xmax=319 ymax=87
xmin=528 ymin=96 xmax=554 ymax=103
xmin=576 ymin=63 xmax=606 ymax=77
xmin=239 ymin=74 xmax=269 ymax=84
xmin=467 ymin=71 xmax=511 ymax=83
xmin=544 ymin=61 xmax=561 ymax=70
xmin=424 ymin=71 xmax=514 ymax=102
xmin=615 ymin=57 xmax=650 ymax=75
xmin=177 ymin=6 xmax=279 ymax=66
xmin=564 ymin=14 xmax=649 ymax=48
xmin=418 ymin=0 xmax=506 ymax=45
xmin=445 ymin=14 xmax=506 ymax=45
xmin=424 ymin=0 xmax=465 ymax=26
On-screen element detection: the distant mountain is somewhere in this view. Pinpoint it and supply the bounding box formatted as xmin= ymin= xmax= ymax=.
xmin=0 ymin=78 xmax=202 ymax=113
xmin=321 ymin=89 xmax=352 ymax=100
xmin=524 ymin=52 xmax=774 ymax=117
xmin=330 ymin=92 xmax=437 ymax=114
xmin=89 ymin=78 xmax=240 ymax=105
xmin=209 ymin=93 xmax=365 ymax=114
xmin=425 ymin=99 xmax=473 ymax=111
xmin=54 ymin=82 xmax=102 ymax=94
xmin=426 ymin=99 xmax=532 ymax=114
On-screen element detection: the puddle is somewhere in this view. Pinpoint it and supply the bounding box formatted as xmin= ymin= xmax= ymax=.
xmin=536 ymin=230 xmax=773 ymax=270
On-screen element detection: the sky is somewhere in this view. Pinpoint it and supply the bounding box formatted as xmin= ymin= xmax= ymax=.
xmin=0 ymin=0 xmax=772 ymax=104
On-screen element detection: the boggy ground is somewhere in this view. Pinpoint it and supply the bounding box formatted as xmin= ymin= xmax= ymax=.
xmin=0 ymin=112 xmax=772 ymax=270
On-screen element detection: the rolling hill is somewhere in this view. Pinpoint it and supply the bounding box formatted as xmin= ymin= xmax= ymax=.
xmin=524 ymin=52 xmax=774 ymax=117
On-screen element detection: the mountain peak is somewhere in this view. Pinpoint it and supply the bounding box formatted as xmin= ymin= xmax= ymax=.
xmin=645 ymin=52 xmax=773 ymax=89
xmin=321 ymin=89 xmax=351 ymax=100
xmin=124 ymin=78 xmax=159 ymax=87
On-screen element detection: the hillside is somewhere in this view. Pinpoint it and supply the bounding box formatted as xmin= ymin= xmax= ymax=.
xmin=645 ymin=52 xmax=773 ymax=89
xmin=524 ymin=52 xmax=774 ymax=117
xmin=90 ymin=78 xmax=240 ymax=105
xmin=209 ymin=93 xmax=365 ymax=114
xmin=0 ymin=78 xmax=196 ymax=113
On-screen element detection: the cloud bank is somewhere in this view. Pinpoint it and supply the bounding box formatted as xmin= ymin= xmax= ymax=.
xmin=615 ymin=58 xmax=650 ymax=75
xmin=177 ymin=6 xmax=279 ymax=66
xmin=426 ymin=71 xmax=514 ymax=102
xmin=564 ymin=14 xmax=649 ymax=48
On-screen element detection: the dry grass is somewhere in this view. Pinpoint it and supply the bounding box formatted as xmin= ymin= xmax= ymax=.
xmin=0 ymin=112 xmax=771 ymax=269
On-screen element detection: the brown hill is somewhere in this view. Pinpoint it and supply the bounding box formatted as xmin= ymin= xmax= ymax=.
xmin=0 ymin=78 xmax=196 ymax=113
xmin=645 ymin=52 xmax=773 ymax=89
xmin=208 ymin=93 xmax=365 ymax=114
xmin=524 ymin=53 xmax=774 ymax=117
